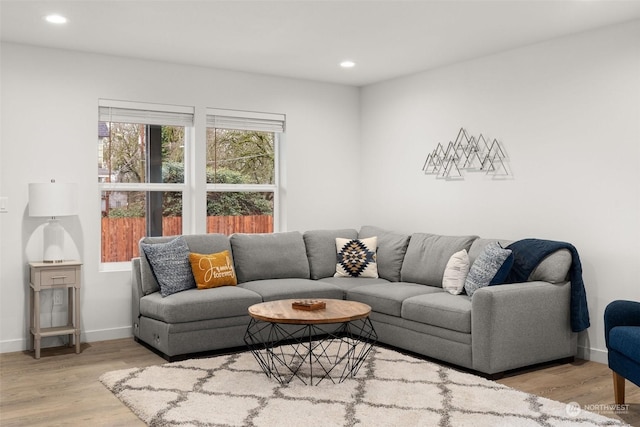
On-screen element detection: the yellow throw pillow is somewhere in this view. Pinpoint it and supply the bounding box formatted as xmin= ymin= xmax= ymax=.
xmin=189 ymin=250 xmax=237 ymax=289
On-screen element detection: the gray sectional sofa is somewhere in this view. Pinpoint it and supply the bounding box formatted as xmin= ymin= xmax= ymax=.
xmin=131 ymin=226 xmax=578 ymax=376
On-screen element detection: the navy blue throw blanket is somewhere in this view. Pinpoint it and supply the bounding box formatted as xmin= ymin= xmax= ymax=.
xmin=505 ymin=239 xmax=590 ymax=333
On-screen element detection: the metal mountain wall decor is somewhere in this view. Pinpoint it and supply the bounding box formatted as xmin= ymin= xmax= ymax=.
xmin=422 ymin=128 xmax=509 ymax=180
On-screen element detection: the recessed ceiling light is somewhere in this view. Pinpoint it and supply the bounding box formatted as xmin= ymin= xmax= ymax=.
xmin=45 ymin=14 xmax=68 ymax=24
xmin=340 ymin=60 xmax=356 ymax=68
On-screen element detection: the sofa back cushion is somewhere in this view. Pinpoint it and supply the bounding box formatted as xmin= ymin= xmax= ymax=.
xmin=230 ymin=231 xmax=310 ymax=283
xmin=359 ymin=225 xmax=410 ymax=282
xmin=303 ymin=229 xmax=358 ymax=279
xmin=528 ymin=249 xmax=572 ymax=283
xmin=139 ymin=233 xmax=231 ymax=296
xmin=400 ymin=233 xmax=478 ymax=287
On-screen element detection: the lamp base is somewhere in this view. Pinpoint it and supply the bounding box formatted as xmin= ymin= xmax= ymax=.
xmin=43 ymin=219 xmax=65 ymax=263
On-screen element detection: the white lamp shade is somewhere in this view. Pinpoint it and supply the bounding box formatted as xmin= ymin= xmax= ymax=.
xmin=29 ymin=182 xmax=78 ymax=217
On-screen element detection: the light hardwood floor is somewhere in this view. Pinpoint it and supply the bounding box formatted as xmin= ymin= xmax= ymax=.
xmin=1 ymin=339 xmax=638 ymax=426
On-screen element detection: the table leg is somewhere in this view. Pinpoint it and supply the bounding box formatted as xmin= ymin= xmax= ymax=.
xmin=33 ymin=289 xmax=41 ymax=359
xmin=29 ymin=287 xmax=35 ymax=353
xmin=74 ymin=286 xmax=81 ymax=354
xmin=67 ymin=288 xmax=73 ymax=347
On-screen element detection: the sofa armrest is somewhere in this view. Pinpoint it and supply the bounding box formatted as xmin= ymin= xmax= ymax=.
xmin=131 ymin=257 xmax=143 ymax=338
xmin=604 ymin=300 xmax=640 ymax=348
xmin=471 ymin=281 xmax=575 ymax=374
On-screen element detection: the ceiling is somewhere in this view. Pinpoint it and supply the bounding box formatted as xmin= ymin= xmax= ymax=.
xmin=2 ymin=0 xmax=640 ymax=87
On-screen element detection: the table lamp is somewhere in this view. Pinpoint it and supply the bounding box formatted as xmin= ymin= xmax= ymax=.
xmin=29 ymin=180 xmax=78 ymax=263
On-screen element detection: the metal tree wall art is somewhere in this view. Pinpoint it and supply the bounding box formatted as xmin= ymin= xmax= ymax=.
xmin=422 ymin=128 xmax=509 ymax=180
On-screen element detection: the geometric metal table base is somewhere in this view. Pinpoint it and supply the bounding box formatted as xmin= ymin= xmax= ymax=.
xmin=244 ymin=317 xmax=377 ymax=385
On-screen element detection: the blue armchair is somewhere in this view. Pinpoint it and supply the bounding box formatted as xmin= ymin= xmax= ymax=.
xmin=604 ymin=300 xmax=640 ymax=404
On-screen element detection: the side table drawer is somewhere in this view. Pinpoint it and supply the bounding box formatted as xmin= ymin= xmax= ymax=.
xmin=31 ymin=268 xmax=78 ymax=286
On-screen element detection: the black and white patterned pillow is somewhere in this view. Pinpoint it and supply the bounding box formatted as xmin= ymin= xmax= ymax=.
xmin=334 ymin=237 xmax=378 ymax=278
xmin=464 ymin=241 xmax=512 ymax=297
xmin=141 ymin=236 xmax=195 ymax=297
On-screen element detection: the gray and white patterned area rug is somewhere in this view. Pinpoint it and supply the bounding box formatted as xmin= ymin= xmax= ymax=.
xmin=100 ymin=345 xmax=626 ymax=427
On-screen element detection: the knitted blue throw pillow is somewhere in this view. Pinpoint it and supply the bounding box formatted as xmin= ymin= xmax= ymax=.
xmin=141 ymin=236 xmax=195 ymax=297
xmin=464 ymin=241 xmax=512 ymax=297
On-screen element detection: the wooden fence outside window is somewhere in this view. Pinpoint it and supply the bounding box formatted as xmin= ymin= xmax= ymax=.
xmin=101 ymin=215 xmax=273 ymax=263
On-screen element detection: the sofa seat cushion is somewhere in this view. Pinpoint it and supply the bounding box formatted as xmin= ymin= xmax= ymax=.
xmin=370 ymin=311 xmax=472 ymax=345
xmin=608 ymin=326 xmax=640 ymax=364
xmin=238 ymin=278 xmax=343 ymax=302
xmin=319 ymin=277 xmax=390 ymax=293
xmin=401 ymin=292 xmax=472 ymax=334
xmin=140 ymin=286 xmax=262 ymax=324
xmin=346 ymin=283 xmax=440 ymax=317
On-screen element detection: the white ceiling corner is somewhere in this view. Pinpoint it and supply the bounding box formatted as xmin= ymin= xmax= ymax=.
xmin=1 ymin=0 xmax=640 ymax=86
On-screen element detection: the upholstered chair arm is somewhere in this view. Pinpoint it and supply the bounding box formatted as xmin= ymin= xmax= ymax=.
xmin=604 ymin=300 xmax=640 ymax=349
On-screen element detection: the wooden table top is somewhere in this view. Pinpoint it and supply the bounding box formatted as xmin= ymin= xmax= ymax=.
xmin=248 ymin=299 xmax=371 ymax=324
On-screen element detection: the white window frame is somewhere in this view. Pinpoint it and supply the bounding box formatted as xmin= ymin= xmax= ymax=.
xmin=98 ymin=101 xmax=285 ymax=268
xmin=205 ymin=108 xmax=285 ymax=233
xmin=98 ymin=99 xmax=195 ymax=269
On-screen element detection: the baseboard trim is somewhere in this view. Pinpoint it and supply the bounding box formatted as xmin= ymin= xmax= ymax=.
xmin=0 ymin=338 xmax=26 ymax=354
xmin=83 ymin=326 xmax=133 ymax=343
xmin=0 ymin=326 xmax=133 ymax=354
xmin=578 ymin=344 xmax=608 ymax=365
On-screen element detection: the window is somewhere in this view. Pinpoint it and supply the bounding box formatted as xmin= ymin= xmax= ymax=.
xmin=205 ymin=109 xmax=284 ymax=235
xmin=98 ymin=102 xmax=285 ymax=264
xmin=98 ymin=100 xmax=193 ymax=264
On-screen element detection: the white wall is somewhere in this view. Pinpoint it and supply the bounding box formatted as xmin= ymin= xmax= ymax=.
xmin=2 ymin=21 xmax=638 ymax=362
xmin=0 ymin=43 xmax=360 ymax=352
xmin=360 ymin=21 xmax=640 ymax=362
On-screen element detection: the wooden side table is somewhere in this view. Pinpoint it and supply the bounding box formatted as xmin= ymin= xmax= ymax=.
xmin=29 ymin=261 xmax=82 ymax=359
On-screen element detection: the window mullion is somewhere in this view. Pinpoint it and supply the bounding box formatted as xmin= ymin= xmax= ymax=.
xmin=189 ymin=107 xmax=208 ymax=234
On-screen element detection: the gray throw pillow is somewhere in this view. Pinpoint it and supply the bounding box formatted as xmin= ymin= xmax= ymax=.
xmin=464 ymin=241 xmax=512 ymax=297
xmin=140 ymin=236 xmax=195 ymax=297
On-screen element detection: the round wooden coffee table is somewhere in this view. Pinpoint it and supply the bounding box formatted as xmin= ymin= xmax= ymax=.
xmin=244 ymin=299 xmax=378 ymax=385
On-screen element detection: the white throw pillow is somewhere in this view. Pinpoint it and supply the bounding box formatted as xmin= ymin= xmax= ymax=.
xmin=442 ymin=249 xmax=470 ymax=295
